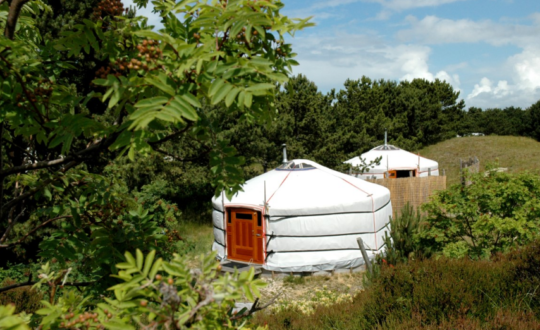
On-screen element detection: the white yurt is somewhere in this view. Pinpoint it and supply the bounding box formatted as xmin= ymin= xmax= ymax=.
xmin=345 ymin=133 xmax=439 ymax=179
xmin=211 ymin=159 xmax=392 ymax=273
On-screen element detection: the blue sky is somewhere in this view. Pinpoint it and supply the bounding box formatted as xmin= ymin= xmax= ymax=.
xmin=123 ymin=0 xmax=540 ymax=109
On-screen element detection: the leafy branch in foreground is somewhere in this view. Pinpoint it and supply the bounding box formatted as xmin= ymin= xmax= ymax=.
xmin=29 ymin=250 xmax=267 ymax=329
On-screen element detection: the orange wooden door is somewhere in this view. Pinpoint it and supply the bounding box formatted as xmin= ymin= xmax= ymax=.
xmin=226 ymin=208 xmax=264 ymax=264
xmin=387 ymin=170 xmax=397 ymax=179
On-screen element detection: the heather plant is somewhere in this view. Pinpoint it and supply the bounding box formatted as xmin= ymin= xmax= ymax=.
xmin=254 ymin=241 xmax=540 ymax=329
xmin=419 ymin=163 xmax=540 ymax=259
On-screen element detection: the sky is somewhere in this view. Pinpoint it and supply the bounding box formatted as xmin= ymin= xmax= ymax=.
xmin=123 ymin=0 xmax=540 ymax=109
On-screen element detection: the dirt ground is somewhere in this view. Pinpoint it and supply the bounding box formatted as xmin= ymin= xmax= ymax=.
xmin=257 ymin=271 xmax=366 ymax=309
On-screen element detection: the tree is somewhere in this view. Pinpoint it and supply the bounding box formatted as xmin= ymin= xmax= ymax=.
xmin=527 ymin=100 xmax=540 ymax=141
xmin=0 ymin=0 xmax=312 ymax=292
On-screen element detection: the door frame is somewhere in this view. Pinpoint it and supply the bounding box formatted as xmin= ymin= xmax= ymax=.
xmin=225 ymin=206 xmax=266 ymax=264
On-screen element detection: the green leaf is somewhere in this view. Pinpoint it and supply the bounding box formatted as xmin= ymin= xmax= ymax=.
xmin=244 ymin=91 xmax=253 ymax=108
xmin=103 ymin=319 xmax=135 ymax=330
xmin=134 ymin=96 xmax=169 ymax=109
xmin=209 ymin=79 xmax=225 ymax=97
xmin=225 ymin=87 xmax=240 ymax=107
xmin=180 ymin=93 xmax=201 ymax=108
xmin=149 ymin=258 xmax=162 ymax=280
xmin=169 ymin=96 xmax=198 ymax=121
xmin=246 ymin=83 xmax=275 ymax=93
xmin=145 ymin=74 xmax=176 ymax=96
xmin=212 ymin=83 xmax=233 ymax=105
xmin=142 ymin=250 xmax=156 ymax=277
xmin=136 ymin=249 xmax=143 ymax=271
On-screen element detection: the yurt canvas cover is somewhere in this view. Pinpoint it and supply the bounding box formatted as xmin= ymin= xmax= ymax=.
xmin=345 ymin=145 xmax=439 ymax=179
xmin=211 ymin=159 xmax=392 ymax=272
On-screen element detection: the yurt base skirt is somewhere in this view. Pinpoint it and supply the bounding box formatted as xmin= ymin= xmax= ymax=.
xmin=213 ymin=241 xmax=383 ymax=275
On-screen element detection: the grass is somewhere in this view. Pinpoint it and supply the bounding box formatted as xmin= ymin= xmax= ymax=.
xmin=172 ymin=221 xmax=214 ymax=267
xmin=418 ymin=135 xmax=540 ymax=185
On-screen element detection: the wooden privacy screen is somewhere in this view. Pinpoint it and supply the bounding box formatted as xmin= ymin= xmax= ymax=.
xmin=366 ymin=176 xmax=447 ymax=217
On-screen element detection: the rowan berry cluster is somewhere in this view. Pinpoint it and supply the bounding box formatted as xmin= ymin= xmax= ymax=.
xmin=61 ymin=311 xmax=106 ymax=329
xmin=135 ymin=39 xmax=162 ymax=67
xmin=15 ymin=79 xmax=53 ymax=107
xmin=95 ymin=65 xmax=121 ymax=79
xmin=167 ymin=229 xmax=182 ymax=242
xmin=92 ymin=0 xmax=125 ymax=21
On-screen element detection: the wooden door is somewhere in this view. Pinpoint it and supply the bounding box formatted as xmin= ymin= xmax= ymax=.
xmin=226 ymin=208 xmax=264 ymax=264
xmin=387 ymin=170 xmax=397 ymax=179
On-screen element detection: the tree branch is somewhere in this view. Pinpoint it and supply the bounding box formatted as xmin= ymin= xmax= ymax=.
xmin=0 ymin=207 xmax=26 ymax=244
xmin=0 ymin=280 xmax=94 ymax=294
xmin=148 ymin=122 xmax=193 ymax=147
xmin=1 ymin=161 xmax=79 ymax=215
xmin=0 ymin=127 xmax=125 ymax=177
xmin=4 ymin=0 xmax=29 ymax=40
xmin=0 ymin=215 xmax=72 ymax=248
xmin=153 ymin=148 xmax=210 ymax=162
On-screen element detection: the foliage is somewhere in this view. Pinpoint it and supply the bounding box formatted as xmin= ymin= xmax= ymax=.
xmin=0 ymin=0 xmax=312 ymax=294
xmin=419 ymin=164 xmax=540 ymax=259
xmin=29 ymin=249 xmax=266 ymax=329
xmin=381 ymin=202 xmax=425 ymax=265
xmin=253 ymin=241 xmax=540 ymax=329
xmin=0 ymin=304 xmax=30 ymax=330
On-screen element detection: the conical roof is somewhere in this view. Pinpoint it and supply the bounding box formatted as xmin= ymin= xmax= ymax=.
xmin=212 ymin=159 xmax=391 ymax=216
xmin=345 ymin=145 xmax=438 ymax=174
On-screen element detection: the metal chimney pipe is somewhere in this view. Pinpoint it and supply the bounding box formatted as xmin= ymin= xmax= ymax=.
xmin=384 ymin=128 xmax=387 ymax=146
xmin=282 ymin=144 xmax=288 ymax=164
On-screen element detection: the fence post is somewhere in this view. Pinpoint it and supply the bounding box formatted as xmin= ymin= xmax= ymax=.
xmin=356 ymin=237 xmax=372 ymax=275
xmin=428 ymin=168 xmax=431 ymax=176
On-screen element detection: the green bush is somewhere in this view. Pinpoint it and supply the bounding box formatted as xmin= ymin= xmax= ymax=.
xmin=420 ymin=164 xmax=540 ymax=259
xmin=254 ymin=241 xmax=540 ymax=329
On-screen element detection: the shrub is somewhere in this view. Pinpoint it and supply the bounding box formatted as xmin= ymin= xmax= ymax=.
xmin=420 ymin=164 xmax=540 ymax=259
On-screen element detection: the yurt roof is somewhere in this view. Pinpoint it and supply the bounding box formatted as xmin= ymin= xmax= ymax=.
xmin=212 ymin=159 xmax=390 ymax=216
xmin=344 ymin=145 xmax=438 ymax=171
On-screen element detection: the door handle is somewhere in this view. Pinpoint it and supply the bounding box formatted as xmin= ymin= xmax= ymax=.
xmin=255 ymin=234 xmax=261 ymax=237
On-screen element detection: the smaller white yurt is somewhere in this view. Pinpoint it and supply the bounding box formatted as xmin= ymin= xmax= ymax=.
xmin=211 ymin=159 xmax=392 ymax=273
xmin=345 ymin=133 xmax=439 ymax=180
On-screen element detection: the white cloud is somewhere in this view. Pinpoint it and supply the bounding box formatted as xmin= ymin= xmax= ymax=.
xmin=295 ymin=0 xmax=465 ymax=21
xmin=397 ymin=15 xmax=540 ymax=47
xmin=290 ymin=32 xmax=461 ymax=93
xmin=467 ymin=46 xmax=540 ymax=108
xmin=370 ymin=0 xmax=466 ymax=11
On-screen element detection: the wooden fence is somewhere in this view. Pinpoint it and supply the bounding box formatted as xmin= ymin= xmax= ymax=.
xmin=366 ymin=176 xmax=447 ymax=216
